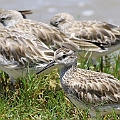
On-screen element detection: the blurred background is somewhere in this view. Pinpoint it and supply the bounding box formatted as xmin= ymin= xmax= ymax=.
xmin=0 ymin=0 xmax=120 ymax=25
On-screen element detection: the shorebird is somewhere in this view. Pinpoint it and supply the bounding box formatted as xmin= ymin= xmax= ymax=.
xmin=0 ymin=9 xmax=103 ymax=86
xmin=0 ymin=9 xmax=106 ymax=53
xmin=50 ymin=13 xmax=120 ymax=64
xmin=0 ymin=9 xmax=69 ymax=48
xmin=0 ymin=25 xmax=56 ymax=85
xmin=37 ymin=47 xmax=120 ymax=118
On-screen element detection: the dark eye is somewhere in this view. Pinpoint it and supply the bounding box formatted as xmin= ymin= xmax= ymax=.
xmin=58 ymin=54 xmax=67 ymax=60
xmin=55 ymin=21 xmax=59 ymax=25
xmin=63 ymin=54 xmax=67 ymax=58
xmin=1 ymin=18 xmax=6 ymax=21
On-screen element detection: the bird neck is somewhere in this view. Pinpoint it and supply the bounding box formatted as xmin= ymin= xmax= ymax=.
xmin=59 ymin=61 xmax=77 ymax=80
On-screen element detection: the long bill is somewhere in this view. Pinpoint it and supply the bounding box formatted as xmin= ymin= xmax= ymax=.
xmin=36 ymin=60 xmax=56 ymax=74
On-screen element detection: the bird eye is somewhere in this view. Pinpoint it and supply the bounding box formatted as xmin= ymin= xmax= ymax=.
xmin=62 ymin=54 xmax=67 ymax=58
xmin=1 ymin=18 xmax=5 ymax=21
xmin=55 ymin=21 xmax=59 ymax=25
xmin=0 ymin=18 xmax=6 ymax=25
xmin=58 ymin=54 xmax=67 ymax=60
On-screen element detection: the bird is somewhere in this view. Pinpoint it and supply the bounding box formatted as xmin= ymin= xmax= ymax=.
xmin=0 ymin=24 xmax=56 ymax=86
xmin=0 ymin=9 xmax=70 ymax=48
xmin=0 ymin=9 xmax=100 ymax=86
xmin=37 ymin=47 xmax=120 ymax=118
xmin=0 ymin=9 xmax=107 ymax=54
xmin=50 ymin=13 xmax=120 ymax=67
xmin=18 ymin=10 xmax=33 ymax=19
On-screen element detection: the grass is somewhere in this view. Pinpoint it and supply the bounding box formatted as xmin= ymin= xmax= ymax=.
xmin=0 ymin=53 xmax=120 ymax=120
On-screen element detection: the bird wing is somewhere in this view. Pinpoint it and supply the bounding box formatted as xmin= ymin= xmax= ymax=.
xmin=0 ymin=28 xmax=54 ymax=69
xmin=67 ymin=21 xmax=120 ymax=47
xmin=65 ymin=68 xmax=120 ymax=106
xmin=10 ymin=19 xmax=102 ymax=52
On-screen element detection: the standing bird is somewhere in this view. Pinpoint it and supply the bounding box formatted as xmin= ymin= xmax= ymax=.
xmin=37 ymin=47 xmax=120 ymax=118
xmin=50 ymin=13 xmax=120 ymax=68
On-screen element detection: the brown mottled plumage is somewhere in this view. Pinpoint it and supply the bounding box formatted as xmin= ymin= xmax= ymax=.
xmin=0 ymin=10 xmax=86 ymax=85
xmin=50 ymin=13 xmax=120 ymax=58
xmin=0 ymin=9 xmax=108 ymax=57
xmin=0 ymin=25 xmax=55 ymax=84
xmin=37 ymin=47 xmax=120 ymax=118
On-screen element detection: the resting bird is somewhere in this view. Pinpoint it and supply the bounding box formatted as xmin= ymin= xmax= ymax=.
xmin=50 ymin=13 xmax=120 ymax=67
xmin=0 ymin=9 xmax=109 ymax=55
xmin=0 ymin=10 xmax=101 ymax=86
xmin=0 ymin=24 xmax=55 ymax=85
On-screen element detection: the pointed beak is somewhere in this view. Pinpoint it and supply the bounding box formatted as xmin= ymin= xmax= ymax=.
xmin=36 ymin=60 xmax=56 ymax=75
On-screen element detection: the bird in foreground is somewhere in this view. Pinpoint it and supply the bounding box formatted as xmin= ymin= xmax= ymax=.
xmin=0 ymin=9 xmax=108 ymax=54
xmin=0 ymin=25 xmax=55 ymax=85
xmin=50 ymin=13 xmax=120 ymax=60
xmin=37 ymin=47 xmax=120 ymax=118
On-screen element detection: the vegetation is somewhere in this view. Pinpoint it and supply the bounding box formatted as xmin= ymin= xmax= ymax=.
xmin=0 ymin=53 xmax=120 ymax=120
